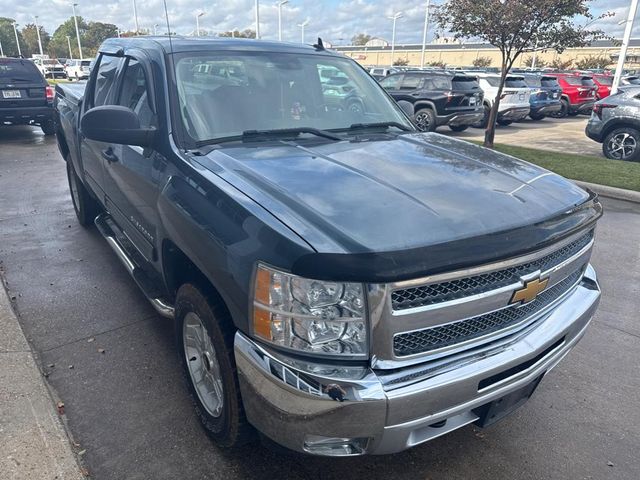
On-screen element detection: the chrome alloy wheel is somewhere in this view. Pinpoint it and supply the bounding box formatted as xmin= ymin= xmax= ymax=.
xmin=607 ymin=132 xmax=637 ymax=160
xmin=183 ymin=312 xmax=224 ymax=417
xmin=414 ymin=111 xmax=431 ymax=131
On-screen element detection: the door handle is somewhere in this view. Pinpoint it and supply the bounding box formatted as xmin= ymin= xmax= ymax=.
xmin=101 ymin=147 xmax=118 ymax=163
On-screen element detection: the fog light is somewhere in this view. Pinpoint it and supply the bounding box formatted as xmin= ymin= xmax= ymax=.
xmin=303 ymin=435 xmax=369 ymax=456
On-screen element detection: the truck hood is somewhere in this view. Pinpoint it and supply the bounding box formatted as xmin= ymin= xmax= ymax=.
xmin=197 ymin=132 xmax=592 ymax=262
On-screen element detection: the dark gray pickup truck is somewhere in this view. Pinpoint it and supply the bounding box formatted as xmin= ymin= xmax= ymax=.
xmin=55 ymin=36 xmax=602 ymax=457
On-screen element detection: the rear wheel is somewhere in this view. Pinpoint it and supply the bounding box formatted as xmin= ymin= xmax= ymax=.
xmin=603 ymin=127 xmax=640 ymax=162
xmin=549 ymin=99 xmax=568 ymax=118
xmin=472 ymin=105 xmax=490 ymax=129
xmin=413 ymin=108 xmax=436 ymax=132
xmin=176 ymin=284 xmax=254 ymax=448
xmin=567 ymin=111 xmax=579 ymax=117
xmin=448 ymin=125 xmax=468 ymax=132
xmin=41 ymin=119 xmax=55 ymax=136
xmin=66 ymin=158 xmax=100 ymax=227
xmin=497 ymin=119 xmax=513 ymax=126
xmin=529 ymin=112 xmax=545 ymax=121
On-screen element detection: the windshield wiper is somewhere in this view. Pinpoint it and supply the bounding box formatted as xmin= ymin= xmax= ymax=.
xmin=194 ymin=127 xmax=341 ymax=148
xmin=8 ymin=78 xmax=33 ymax=82
xmin=342 ymin=122 xmax=413 ymax=133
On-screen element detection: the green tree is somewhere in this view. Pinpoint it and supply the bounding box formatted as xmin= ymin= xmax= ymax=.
xmin=435 ymin=0 xmax=609 ymax=148
xmin=50 ymin=16 xmax=88 ymax=59
xmin=575 ymin=54 xmax=611 ymax=70
xmin=393 ymin=57 xmax=409 ymax=66
xmin=426 ymin=60 xmax=446 ymax=68
xmin=218 ymin=29 xmax=256 ymax=38
xmin=523 ymin=55 xmax=548 ymax=68
xmin=472 ymin=56 xmax=492 ymax=68
xmin=0 ymin=17 xmax=25 ymax=57
xmin=351 ymin=33 xmax=372 ymax=46
xmin=549 ymin=57 xmax=574 ymax=70
xmin=21 ymin=23 xmax=50 ymax=57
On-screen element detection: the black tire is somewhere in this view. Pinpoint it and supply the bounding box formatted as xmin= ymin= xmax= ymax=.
xmin=497 ymin=119 xmax=513 ymax=126
xmin=472 ymin=105 xmax=490 ymax=129
xmin=413 ymin=108 xmax=437 ymax=132
xmin=549 ymin=99 xmax=568 ymax=118
xmin=448 ymin=125 xmax=468 ymax=132
xmin=41 ymin=119 xmax=55 ymax=136
xmin=66 ymin=158 xmax=100 ymax=227
xmin=175 ymin=284 xmax=254 ymax=448
xmin=602 ymin=127 xmax=640 ymax=162
xmin=567 ymin=111 xmax=579 ymax=117
xmin=346 ymin=99 xmax=364 ymax=115
xmin=529 ymin=112 xmax=545 ymax=121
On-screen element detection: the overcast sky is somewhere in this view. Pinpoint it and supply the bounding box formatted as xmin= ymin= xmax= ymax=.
xmin=1 ymin=0 xmax=638 ymax=44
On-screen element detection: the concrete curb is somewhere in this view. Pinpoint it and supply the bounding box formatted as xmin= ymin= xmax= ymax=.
xmin=574 ymin=180 xmax=640 ymax=204
xmin=0 ymin=277 xmax=85 ymax=480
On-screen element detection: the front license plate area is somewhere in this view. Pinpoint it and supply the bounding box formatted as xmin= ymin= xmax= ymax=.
xmin=474 ymin=375 xmax=544 ymax=428
xmin=2 ymin=90 xmax=21 ymax=99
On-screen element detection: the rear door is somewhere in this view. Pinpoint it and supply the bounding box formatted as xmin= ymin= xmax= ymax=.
xmin=101 ymin=55 xmax=162 ymax=262
xmin=448 ymin=75 xmax=482 ymax=111
xmin=0 ymin=59 xmax=48 ymax=113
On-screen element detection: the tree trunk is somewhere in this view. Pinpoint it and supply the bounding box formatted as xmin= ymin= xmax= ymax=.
xmin=483 ymin=60 xmax=509 ymax=149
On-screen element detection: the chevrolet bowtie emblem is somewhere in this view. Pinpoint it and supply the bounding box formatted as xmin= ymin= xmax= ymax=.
xmin=510 ymin=277 xmax=549 ymax=305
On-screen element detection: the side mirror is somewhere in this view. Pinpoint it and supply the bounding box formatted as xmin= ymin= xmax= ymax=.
xmin=81 ymin=105 xmax=155 ymax=147
xmin=397 ymin=100 xmax=414 ymax=118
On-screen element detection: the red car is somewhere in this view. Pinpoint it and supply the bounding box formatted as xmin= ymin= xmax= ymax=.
xmin=591 ymin=74 xmax=613 ymax=99
xmin=546 ymin=73 xmax=597 ymax=118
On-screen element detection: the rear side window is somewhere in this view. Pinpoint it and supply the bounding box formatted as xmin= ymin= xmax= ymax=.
xmin=424 ymin=76 xmax=452 ymax=90
xmin=563 ymin=76 xmax=583 ymax=86
xmin=540 ymin=77 xmax=560 ymax=88
xmin=483 ymin=77 xmax=501 ymax=87
xmin=523 ymin=76 xmax=541 ymax=88
xmin=452 ymin=76 xmax=479 ymax=90
xmin=595 ymin=76 xmax=613 ymax=86
xmin=92 ymin=54 xmax=123 ymax=107
xmin=399 ymin=74 xmax=423 ymax=90
xmin=581 ymin=77 xmax=595 ymax=87
xmin=0 ymin=59 xmax=42 ymax=83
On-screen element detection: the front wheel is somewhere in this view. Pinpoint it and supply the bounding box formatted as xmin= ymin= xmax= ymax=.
xmin=472 ymin=105 xmax=490 ymax=129
xmin=448 ymin=125 xmax=468 ymax=132
xmin=603 ymin=127 xmax=640 ymax=162
xmin=66 ymin=158 xmax=100 ymax=227
xmin=549 ymin=99 xmax=568 ymax=118
xmin=529 ymin=112 xmax=545 ymax=121
xmin=497 ymin=119 xmax=513 ymax=126
xmin=176 ymin=284 xmax=254 ymax=448
xmin=41 ymin=119 xmax=55 ymax=135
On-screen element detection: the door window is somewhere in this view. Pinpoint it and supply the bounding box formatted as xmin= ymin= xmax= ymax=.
xmin=92 ymin=54 xmax=123 ymax=107
xmin=118 ymin=58 xmax=154 ymax=127
xmin=379 ymin=74 xmax=403 ymax=90
xmin=399 ymin=74 xmax=423 ymax=90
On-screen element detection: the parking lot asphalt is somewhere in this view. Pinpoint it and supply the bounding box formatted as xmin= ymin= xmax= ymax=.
xmin=446 ymin=116 xmax=601 ymax=157
xmin=0 ymin=125 xmax=638 ymax=480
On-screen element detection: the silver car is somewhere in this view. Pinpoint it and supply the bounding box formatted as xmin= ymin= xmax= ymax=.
xmin=586 ymin=86 xmax=640 ymax=161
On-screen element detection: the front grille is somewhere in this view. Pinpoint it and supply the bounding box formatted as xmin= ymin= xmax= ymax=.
xmin=391 ymin=230 xmax=593 ymax=311
xmin=393 ymin=268 xmax=584 ymax=357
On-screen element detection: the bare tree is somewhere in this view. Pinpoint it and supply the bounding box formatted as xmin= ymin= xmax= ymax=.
xmin=434 ymin=0 xmax=609 ymax=148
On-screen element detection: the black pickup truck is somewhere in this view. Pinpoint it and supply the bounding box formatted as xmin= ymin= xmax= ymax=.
xmin=55 ymin=37 xmax=602 ymax=457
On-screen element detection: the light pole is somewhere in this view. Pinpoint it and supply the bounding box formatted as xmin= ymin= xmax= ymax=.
xmin=277 ymin=0 xmax=288 ymax=41
xmin=71 ymin=3 xmax=83 ymax=59
xmin=196 ymin=12 xmax=205 ymax=36
xmin=34 ymin=16 xmax=44 ymax=56
xmin=298 ymin=19 xmax=309 ymax=44
xmin=388 ymin=12 xmax=403 ymax=67
xmin=420 ymin=1 xmax=431 ymax=68
xmin=133 ymin=0 xmax=140 ymax=35
xmin=66 ymin=35 xmax=72 ymax=59
xmin=0 ymin=37 xmax=4 ymax=57
xmin=13 ymin=23 xmax=22 ymax=57
xmin=231 ymin=28 xmax=238 ymax=38
xmin=153 ymin=24 xmax=158 ymax=35
xmin=612 ymin=0 xmax=640 ymax=94
xmin=531 ymin=37 xmax=539 ymax=70
xmin=255 ymin=0 xmax=261 ymax=39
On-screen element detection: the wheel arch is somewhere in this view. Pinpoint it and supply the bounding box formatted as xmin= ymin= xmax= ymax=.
xmin=601 ymin=120 xmax=640 ymax=143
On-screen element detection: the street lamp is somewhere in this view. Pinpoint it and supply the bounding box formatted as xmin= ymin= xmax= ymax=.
xmin=0 ymin=37 xmax=4 ymax=57
xmin=612 ymin=1 xmax=640 ymax=94
xmin=298 ymin=19 xmax=309 ymax=44
xmin=277 ymin=0 xmax=289 ymax=41
xmin=13 ymin=22 xmax=22 ymax=57
xmin=34 ymin=16 xmax=44 ymax=56
xmin=71 ymin=3 xmax=83 ymax=59
xmin=255 ymin=0 xmax=261 ymax=39
xmin=133 ymin=0 xmax=139 ymax=35
xmin=196 ymin=12 xmax=205 ymax=37
xmin=388 ymin=11 xmax=403 ymax=67
xmin=231 ymin=27 xmax=239 ymax=38
xmin=66 ymin=35 xmax=73 ymax=59
xmin=153 ymin=24 xmax=159 ymax=35
xmin=420 ymin=1 xmax=431 ymax=68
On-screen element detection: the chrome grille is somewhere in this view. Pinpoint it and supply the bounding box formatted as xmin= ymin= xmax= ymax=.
xmin=393 ymin=268 xmax=584 ymax=357
xmin=391 ymin=230 xmax=593 ymax=311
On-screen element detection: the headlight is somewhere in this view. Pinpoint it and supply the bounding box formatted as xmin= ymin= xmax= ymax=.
xmin=251 ymin=264 xmax=368 ymax=358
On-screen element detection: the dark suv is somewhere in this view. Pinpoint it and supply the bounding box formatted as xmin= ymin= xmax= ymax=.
xmin=380 ymin=71 xmax=484 ymax=132
xmin=522 ymin=74 xmax=562 ymax=120
xmin=0 ymin=57 xmax=55 ymax=135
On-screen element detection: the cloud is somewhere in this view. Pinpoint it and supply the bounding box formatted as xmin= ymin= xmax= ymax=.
xmin=1 ymin=0 xmax=635 ymax=45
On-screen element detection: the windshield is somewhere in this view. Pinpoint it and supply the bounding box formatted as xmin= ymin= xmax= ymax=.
xmin=0 ymin=59 xmax=42 ymax=82
xmin=175 ymin=51 xmax=411 ymax=143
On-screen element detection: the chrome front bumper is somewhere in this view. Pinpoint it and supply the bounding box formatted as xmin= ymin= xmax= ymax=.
xmin=234 ymin=265 xmax=600 ymax=456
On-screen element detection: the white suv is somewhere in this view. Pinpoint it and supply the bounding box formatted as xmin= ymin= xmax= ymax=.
xmin=65 ymin=59 xmax=92 ymax=80
xmin=472 ymin=73 xmax=530 ymax=127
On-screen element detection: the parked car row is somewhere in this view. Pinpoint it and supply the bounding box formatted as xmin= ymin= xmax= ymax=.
xmin=30 ymin=55 xmax=94 ymax=80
